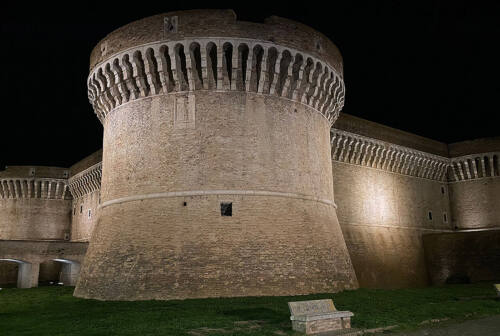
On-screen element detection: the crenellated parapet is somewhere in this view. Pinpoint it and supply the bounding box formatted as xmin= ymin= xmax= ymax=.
xmin=331 ymin=129 xmax=450 ymax=181
xmin=448 ymin=152 xmax=499 ymax=182
xmin=0 ymin=178 xmax=71 ymax=200
xmin=67 ymin=163 xmax=102 ymax=198
xmin=88 ymin=38 xmax=345 ymax=124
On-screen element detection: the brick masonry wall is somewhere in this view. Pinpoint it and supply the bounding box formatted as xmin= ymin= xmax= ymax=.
xmin=332 ymin=161 xmax=452 ymax=288
xmin=71 ymin=191 xmax=100 ymax=241
xmin=0 ymin=198 xmax=71 ymax=240
xmin=74 ymin=91 xmax=358 ymax=300
xmin=69 ymin=150 xmax=102 ymax=176
xmin=89 ymin=10 xmax=343 ymax=77
xmin=423 ymin=231 xmax=500 ymax=284
xmin=449 ymin=178 xmax=500 ymax=229
xmin=334 ymin=114 xmax=449 ymax=157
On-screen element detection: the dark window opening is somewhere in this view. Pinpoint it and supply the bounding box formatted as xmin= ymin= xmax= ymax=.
xmin=221 ymin=202 xmax=232 ymax=216
xmin=73 ymin=207 xmax=76 ymax=215
xmin=428 ymin=211 xmax=432 ymax=220
xmin=80 ymin=205 xmax=83 ymax=214
xmin=443 ymin=213 xmax=447 ymax=223
xmin=183 ymin=201 xmax=187 ymax=206
xmin=441 ymin=186 xmax=445 ymax=194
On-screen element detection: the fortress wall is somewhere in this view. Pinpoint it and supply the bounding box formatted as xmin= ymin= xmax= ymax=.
xmin=0 ymin=166 xmax=72 ymax=241
xmin=69 ymin=150 xmax=102 ymax=176
xmin=332 ymin=161 xmax=451 ymax=288
xmin=0 ymin=199 xmax=71 ymax=240
xmin=89 ymin=10 xmax=343 ymax=76
xmin=76 ymin=89 xmax=357 ymax=300
xmin=423 ymin=230 xmax=500 ymax=284
xmin=449 ymin=178 xmax=500 ymax=229
xmin=71 ymin=190 xmax=100 ymax=241
xmin=68 ymin=162 xmax=102 ymax=242
xmin=446 ymin=138 xmax=500 ymax=229
xmin=335 ymin=114 xmax=449 ymax=157
xmin=0 ymin=166 xmax=68 ymax=179
xmin=448 ymin=137 xmax=500 ymax=157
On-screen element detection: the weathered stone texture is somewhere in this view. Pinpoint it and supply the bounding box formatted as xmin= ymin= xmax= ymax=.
xmin=89 ymin=10 xmax=343 ymax=76
xmin=334 ymin=114 xmax=449 ymax=157
xmin=0 ymin=166 xmax=68 ymax=179
xmin=70 ymin=190 xmax=100 ymax=241
xmin=449 ymin=177 xmax=500 ymax=229
xmin=75 ymin=89 xmax=357 ymax=300
xmin=332 ymin=161 xmax=452 ymax=288
xmin=0 ymin=199 xmax=71 ymax=240
xmin=69 ymin=150 xmax=102 ymax=176
xmin=448 ymin=137 xmax=500 ymax=157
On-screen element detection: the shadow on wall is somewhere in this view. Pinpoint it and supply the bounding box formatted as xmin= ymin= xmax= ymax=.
xmin=0 ymin=261 xmax=18 ymax=286
xmin=0 ymin=258 xmax=81 ymax=288
xmin=423 ymin=230 xmax=500 ymax=285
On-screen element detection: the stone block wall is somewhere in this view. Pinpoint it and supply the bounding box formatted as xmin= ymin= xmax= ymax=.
xmin=332 ymin=161 xmax=451 ymax=288
xmin=0 ymin=166 xmax=72 ymax=241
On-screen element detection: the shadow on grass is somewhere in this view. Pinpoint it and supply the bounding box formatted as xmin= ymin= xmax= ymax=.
xmin=222 ymin=307 xmax=284 ymax=321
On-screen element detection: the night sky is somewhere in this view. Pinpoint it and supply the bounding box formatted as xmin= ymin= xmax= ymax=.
xmin=1 ymin=2 xmax=499 ymax=169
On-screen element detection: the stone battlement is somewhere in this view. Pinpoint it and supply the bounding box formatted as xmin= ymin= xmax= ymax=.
xmin=449 ymin=152 xmax=499 ymax=182
xmin=0 ymin=178 xmax=71 ymax=200
xmin=331 ymin=129 xmax=450 ymax=181
xmin=90 ymin=10 xmax=343 ymax=74
xmin=68 ymin=162 xmax=102 ymax=199
xmin=88 ymin=37 xmax=344 ymax=124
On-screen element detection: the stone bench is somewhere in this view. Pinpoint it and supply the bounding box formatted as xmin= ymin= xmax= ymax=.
xmin=288 ymin=299 xmax=354 ymax=334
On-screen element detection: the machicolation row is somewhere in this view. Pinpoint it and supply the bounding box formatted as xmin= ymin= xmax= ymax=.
xmin=331 ymin=130 xmax=450 ymax=181
xmin=331 ymin=129 xmax=500 ymax=182
xmin=88 ymin=38 xmax=345 ymax=124
xmin=67 ymin=163 xmax=102 ymax=199
xmin=0 ymin=178 xmax=71 ymax=200
xmin=450 ymin=153 xmax=500 ymax=182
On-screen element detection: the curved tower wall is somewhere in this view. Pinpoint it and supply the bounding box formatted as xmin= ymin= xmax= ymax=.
xmin=75 ymin=10 xmax=357 ymax=300
xmin=68 ymin=152 xmax=102 ymax=242
xmin=0 ymin=166 xmax=72 ymax=240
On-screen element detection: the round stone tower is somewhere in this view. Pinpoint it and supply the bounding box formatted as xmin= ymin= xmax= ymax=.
xmin=74 ymin=9 xmax=358 ymax=300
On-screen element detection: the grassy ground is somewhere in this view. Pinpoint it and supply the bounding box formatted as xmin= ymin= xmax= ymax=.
xmin=0 ymin=283 xmax=499 ymax=336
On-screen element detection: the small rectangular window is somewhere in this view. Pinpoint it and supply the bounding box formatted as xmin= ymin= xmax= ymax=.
xmin=80 ymin=205 xmax=83 ymax=214
xmin=443 ymin=213 xmax=447 ymax=223
xmin=73 ymin=207 xmax=76 ymax=215
xmin=88 ymin=209 xmax=91 ymax=218
xmin=441 ymin=186 xmax=445 ymax=194
xmin=221 ymin=202 xmax=232 ymax=216
xmin=428 ymin=211 xmax=432 ymax=220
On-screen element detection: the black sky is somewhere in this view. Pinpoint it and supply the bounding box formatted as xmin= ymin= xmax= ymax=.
xmin=1 ymin=1 xmax=499 ymax=168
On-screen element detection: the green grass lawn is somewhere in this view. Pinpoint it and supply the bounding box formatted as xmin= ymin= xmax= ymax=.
xmin=0 ymin=283 xmax=499 ymax=336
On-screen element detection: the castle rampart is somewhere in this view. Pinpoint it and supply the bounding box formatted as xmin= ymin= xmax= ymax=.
xmin=87 ymin=36 xmax=344 ymax=125
xmin=68 ymin=162 xmax=102 ymax=241
xmin=447 ymin=139 xmax=500 ymax=230
xmin=329 ymin=117 xmax=499 ymax=288
xmin=0 ymin=166 xmax=72 ymax=241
